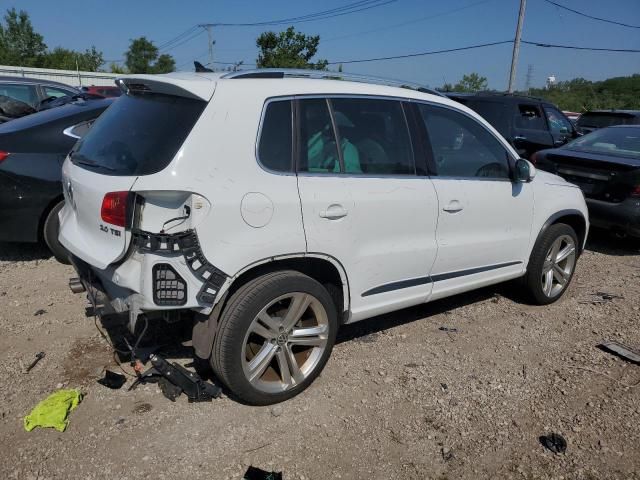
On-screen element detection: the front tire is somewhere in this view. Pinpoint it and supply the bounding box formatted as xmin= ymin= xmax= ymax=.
xmin=43 ymin=201 xmax=70 ymax=265
xmin=524 ymin=223 xmax=578 ymax=305
xmin=210 ymin=270 xmax=338 ymax=405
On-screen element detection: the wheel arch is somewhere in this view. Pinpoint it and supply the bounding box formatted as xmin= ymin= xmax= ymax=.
xmin=537 ymin=209 xmax=588 ymax=254
xmin=192 ymin=253 xmax=351 ymax=360
xmin=38 ymin=194 xmax=65 ymax=242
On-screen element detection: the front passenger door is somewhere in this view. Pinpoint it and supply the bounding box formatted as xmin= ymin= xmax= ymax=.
xmin=415 ymin=103 xmax=534 ymax=300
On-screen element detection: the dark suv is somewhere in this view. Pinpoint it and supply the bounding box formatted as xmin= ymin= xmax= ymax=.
xmin=576 ymin=110 xmax=640 ymax=135
xmin=446 ymin=93 xmax=579 ymax=160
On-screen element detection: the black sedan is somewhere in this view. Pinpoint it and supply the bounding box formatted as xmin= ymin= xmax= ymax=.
xmin=0 ymin=98 xmax=113 ymax=262
xmin=534 ymin=125 xmax=640 ymax=237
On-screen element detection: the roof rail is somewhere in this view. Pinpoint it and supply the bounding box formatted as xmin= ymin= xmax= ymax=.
xmin=221 ymin=68 xmax=445 ymax=97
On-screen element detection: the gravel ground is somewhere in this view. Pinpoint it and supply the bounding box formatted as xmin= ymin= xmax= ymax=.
xmin=1 ymin=230 xmax=639 ymax=480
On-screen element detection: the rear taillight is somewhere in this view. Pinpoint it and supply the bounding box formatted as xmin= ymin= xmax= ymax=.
xmin=101 ymin=191 xmax=130 ymax=227
xmin=631 ymin=185 xmax=640 ymax=198
xmin=0 ymin=151 xmax=9 ymax=163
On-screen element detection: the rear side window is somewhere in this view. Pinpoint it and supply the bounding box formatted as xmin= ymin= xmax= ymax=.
xmin=258 ymin=100 xmax=293 ymax=172
xmin=330 ymin=98 xmax=414 ymax=175
xmin=515 ymin=104 xmax=546 ymax=131
xmin=71 ymin=93 xmax=206 ymax=176
xmin=298 ymin=98 xmax=341 ymax=173
xmin=418 ymin=104 xmax=511 ymax=179
xmin=0 ymin=83 xmax=37 ymax=105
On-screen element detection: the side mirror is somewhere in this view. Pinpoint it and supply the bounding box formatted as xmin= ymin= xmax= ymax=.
xmin=514 ymin=158 xmax=536 ymax=183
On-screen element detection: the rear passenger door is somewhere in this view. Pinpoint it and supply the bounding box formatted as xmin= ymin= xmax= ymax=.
xmin=415 ymin=103 xmax=533 ymax=300
xmin=542 ymin=105 xmax=575 ymax=147
xmin=296 ymin=96 xmax=439 ymax=322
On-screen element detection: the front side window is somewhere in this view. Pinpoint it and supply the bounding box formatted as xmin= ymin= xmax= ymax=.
xmin=330 ymin=98 xmax=414 ymax=175
xmin=543 ymin=106 xmax=573 ymax=134
xmin=258 ymin=100 xmax=293 ymax=172
xmin=298 ymin=98 xmax=341 ymax=173
xmin=418 ymin=104 xmax=511 ymax=179
xmin=515 ymin=104 xmax=546 ymax=131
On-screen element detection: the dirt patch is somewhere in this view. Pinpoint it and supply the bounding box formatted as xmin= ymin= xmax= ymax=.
xmin=62 ymin=336 xmax=115 ymax=387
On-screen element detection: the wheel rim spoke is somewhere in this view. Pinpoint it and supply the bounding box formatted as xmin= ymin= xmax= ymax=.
xmin=284 ymin=345 xmax=304 ymax=384
xmin=543 ymin=269 xmax=554 ymax=296
xmin=549 ymin=239 xmax=562 ymax=262
xmin=289 ymin=325 xmax=327 ymax=346
xmin=282 ymin=293 xmax=312 ymax=332
xmin=555 ymin=244 xmax=575 ymax=263
xmin=276 ymin=348 xmax=292 ymax=386
xmin=251 ymin=311 xmax=280 ymax=339
xmin=552 ymin=264 xmax=569 ymax=285
xmin=247 ymin=342 xmax=277 ymax=382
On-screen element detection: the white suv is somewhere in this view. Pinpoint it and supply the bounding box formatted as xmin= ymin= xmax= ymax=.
xmin=59 ymin=70 xmax=588 ymax=405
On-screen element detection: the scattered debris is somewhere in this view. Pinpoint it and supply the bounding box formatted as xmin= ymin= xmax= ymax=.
xmin=440 ymin=383 xmax=449 ymax=392
xmin=441 ymin=446 xmax=455 ymax=462
xmin=243 ymin=466 xmax=282 ymax=480
xmin=33 ymin=309 xmax=47 ymax=316
xmin=539 ymin=433 xmax=567 ymax=454
xmin=579 ymin=291 xmax=625 ymax=304
xmin=438 ymin=326 xmax=458 ymax=333
xmin=24 ymin=351 xmax=45 ymax=373
xmin=97 ymin=370 xmax=126 ymax=389
xmin=132 ymin=402 xmax=153 ymax=414
xmin=129 ymin=354 xmax=221 ymax=402
xmin=24 ymin=389 xmax=82 ymax=432
xmin=598 ymin=341 xmax=640 ymax=364
xmin=270 ymin=405 xmax=283 ymax=417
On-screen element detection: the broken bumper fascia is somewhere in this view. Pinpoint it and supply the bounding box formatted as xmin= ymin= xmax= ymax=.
xmin=69 ymin=229 xmax=229 ymax=324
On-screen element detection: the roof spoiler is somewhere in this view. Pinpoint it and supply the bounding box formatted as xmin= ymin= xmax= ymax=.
xmin=116 ymin=77 xmax=213 ymax=101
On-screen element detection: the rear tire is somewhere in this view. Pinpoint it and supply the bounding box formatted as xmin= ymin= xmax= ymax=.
xmin=523 ymin=223 xmax=578 ymax=305
xmin=210 ymin=270 xmax=338 ymax=405
xmin=43 ymin=201 xmax=70 ymax=265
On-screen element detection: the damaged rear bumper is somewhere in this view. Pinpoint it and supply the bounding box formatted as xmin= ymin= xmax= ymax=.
xmin=68 ymin=228 xmax=229 ymax=327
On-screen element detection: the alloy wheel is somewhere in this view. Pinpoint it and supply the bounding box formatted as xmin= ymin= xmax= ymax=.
xmin=541 ymin=234 xmax=576 ymax=298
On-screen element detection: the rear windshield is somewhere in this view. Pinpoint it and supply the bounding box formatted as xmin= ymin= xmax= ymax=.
xmin=70 ymin=93 xmax=206 ymax=175
xmin=577 ymin=113 xmax=635 ymax=129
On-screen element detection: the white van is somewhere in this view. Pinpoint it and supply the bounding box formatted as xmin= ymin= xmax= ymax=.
xmin=59 ymin=70 xmax=588 ymax=405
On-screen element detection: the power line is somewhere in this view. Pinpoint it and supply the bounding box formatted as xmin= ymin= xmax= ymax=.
xmin=210 ymin=0 xmax=396 ymax=27
xmin=541 ymin=0 xmax=640 ymax=29
xmin=327 ymin=40 xmax=513 ymax=64
xmin=323 ymin=0 xmax=497 ymax=42
xmin=157 ymin=26 xmax=199 ymax=50
xmin=522 ymin=40 xmax=640 ymax=53
xmin=160 ymin=29 xmax=205 ymax=53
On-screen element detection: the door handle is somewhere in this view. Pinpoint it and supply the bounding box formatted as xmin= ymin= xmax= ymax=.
xmin=319 ymin=204 xmax=348 ymax=220
xmin=443 ymin=200 xmax=463 ymax=213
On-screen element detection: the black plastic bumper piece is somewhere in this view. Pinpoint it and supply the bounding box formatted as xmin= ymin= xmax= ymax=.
xmin=132 ymin=229 xmax=228 ymax=306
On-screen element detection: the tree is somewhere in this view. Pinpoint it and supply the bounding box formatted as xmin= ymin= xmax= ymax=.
xmin=0 ymin=8 xmax=47 ymax=66
xmin=41 ymin=46 xmax=103 ymax=71
xmin=453 ymin=73 xmax=488 ymax=92
xmin=124 ymin=37 xmax=175 ymax=74
xmin=256 ymin=26 xmax=327 ymax=70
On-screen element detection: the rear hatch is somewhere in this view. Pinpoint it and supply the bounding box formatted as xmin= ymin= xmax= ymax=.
xmin=545 ymin=150 xmax=640 ymax=203
xmin=59 ymin=77 xmax=211 ymax=269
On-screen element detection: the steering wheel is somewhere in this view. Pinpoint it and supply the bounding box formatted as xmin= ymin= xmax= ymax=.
xmin=475 ymin=162 xmax=507 ymax=178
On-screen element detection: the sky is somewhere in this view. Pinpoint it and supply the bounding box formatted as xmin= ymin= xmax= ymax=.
xmin=8 ymin=0 xmax=640 ymax=90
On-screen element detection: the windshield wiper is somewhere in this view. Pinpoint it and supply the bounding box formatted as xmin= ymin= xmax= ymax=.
xmin=70 ymin=152 xmax=116 ymax=171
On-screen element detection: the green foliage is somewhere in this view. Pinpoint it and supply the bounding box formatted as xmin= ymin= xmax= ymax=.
xmin=40 ymin=46 xmax=103 ymax=71
xmin=256 ymin=26 xmax=328 ymax=70
xmin=0 ymin=8 xmax=47 ymax=66
xmin=124 ymin=37 xmax=175 ymax=74
xmin=109 ymin=62 xmax=127 ymax=74
xmin=527 ymin=75 xmax=640 ymax=111
xmin=455 ymin=73 xmax=488 ymax=92
xmin=0 ymin=8 xmax=105 ymax=71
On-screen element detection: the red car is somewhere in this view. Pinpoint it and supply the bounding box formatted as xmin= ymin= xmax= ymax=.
xmin=80 ymin=85 xmax=121 ymax=98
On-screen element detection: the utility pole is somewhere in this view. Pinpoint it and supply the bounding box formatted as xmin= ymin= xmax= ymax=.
xmin=508 ymin=0 xmax=527 ymax=93
xmin=198 ymin=24 xmax=215 ymax=67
